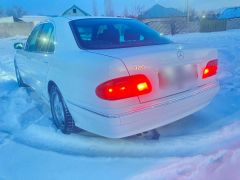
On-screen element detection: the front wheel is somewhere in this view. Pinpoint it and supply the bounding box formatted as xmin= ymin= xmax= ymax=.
xmin=49 ymin=85 xmax=75 ymax=134
xmin=14 ymin=60 xmax=27 ymax=87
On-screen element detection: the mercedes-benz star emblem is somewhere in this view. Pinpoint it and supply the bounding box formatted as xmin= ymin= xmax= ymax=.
xmin=177 ymin=50 xmax=184 ymax=60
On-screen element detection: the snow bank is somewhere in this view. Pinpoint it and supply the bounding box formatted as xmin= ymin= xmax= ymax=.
xmin=13 ymin=118 xmax=240 ymax=158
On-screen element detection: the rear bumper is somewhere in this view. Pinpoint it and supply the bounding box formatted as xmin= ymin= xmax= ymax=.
xmin=67 ymin=82 xmax=220 ymax=138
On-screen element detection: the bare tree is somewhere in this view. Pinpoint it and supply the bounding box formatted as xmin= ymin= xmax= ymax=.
xmin=104 ymin=0 xmax=114 ymax=16
xmin=92 ymin=0 xmax=98 ymax=16
xmin=6 ymin=6 xmax=27 ymax=18
xmin=131 ymin=2 xmax=146 ymax=19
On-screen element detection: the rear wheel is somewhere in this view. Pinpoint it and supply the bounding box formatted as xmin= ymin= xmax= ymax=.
xmin=49 ymin=85 xmax=75 ymax=134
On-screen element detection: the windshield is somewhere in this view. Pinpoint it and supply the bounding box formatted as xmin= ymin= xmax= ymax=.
xmin=70 ymin=18 xmax=171 ymax=50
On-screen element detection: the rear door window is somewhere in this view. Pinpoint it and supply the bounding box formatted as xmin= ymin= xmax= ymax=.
xmin=25 ymin=24 xmax=43 ymax=52
xmin=25 ymin=23 xmax=55 ymax=53
xmin=37 ymin=23 xmax=55 ymax=53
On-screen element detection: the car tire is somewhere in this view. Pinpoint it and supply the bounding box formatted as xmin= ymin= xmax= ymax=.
xmin=14 ymin=60 xmax=27 ymax=87
xmin=49 ymin=85 xmax=75 ymax=134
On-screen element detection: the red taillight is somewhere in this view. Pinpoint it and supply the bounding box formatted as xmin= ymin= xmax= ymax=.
xmin=202 ymin=60 xmax=218 ymax=79
xmin=96 ymin=75 xmax=152 ymax=100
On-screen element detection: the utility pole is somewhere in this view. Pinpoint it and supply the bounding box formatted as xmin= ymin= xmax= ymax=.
xmin=185 ymin=0 xmax=190 ymax=33
xmin=186 ymin=0 xmax=190 ymax=24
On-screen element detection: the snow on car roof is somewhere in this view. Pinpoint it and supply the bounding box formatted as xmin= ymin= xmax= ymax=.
xmin=45 ymin=16 xmax=133 ymax=23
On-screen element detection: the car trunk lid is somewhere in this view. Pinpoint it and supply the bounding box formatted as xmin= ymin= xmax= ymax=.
xmin=89 ymin=44 xmax=218 ymax=103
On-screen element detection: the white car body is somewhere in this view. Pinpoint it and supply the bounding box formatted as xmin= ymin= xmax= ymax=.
xmin=15 ymin=17 xmax=219 ymax=138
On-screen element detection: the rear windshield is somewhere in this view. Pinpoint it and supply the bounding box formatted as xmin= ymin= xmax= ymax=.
xmin=70 ymin=18 xmax=171 ymax=50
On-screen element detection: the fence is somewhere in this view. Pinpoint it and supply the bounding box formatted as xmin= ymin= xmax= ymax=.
xmin=0 ymin=22 xmax=34 ymax=38
xmin=227 ymin=18 xmax=240 ymax=30
xmin=145 ymin=19 xmax=200 ymax=35
xmin=144 ymin=18 xmax=240 ymax=34
xmin=200 ymin=19 xmax=227 ymax=32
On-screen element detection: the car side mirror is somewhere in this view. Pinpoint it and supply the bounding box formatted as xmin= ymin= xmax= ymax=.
xmin=14 ymin=42 xmax=24 ymax=50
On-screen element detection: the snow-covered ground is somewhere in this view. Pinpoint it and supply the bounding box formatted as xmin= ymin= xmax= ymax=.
xmin=0 ymin=30 xmax=240 ymax=180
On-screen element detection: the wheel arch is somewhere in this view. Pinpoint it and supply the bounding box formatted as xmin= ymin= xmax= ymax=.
xmin=47 ymin=80 xmax=66 ymax=101
xmin=48 ymin=80 xmax=57 ymax=95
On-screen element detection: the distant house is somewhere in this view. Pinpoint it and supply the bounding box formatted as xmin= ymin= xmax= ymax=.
xmin=62 ymin=5 xmax=91 ymax=17
xmin=140 ymin=4 xmax=185 ymax=20
xmin=218 ymin=7 xmax=240 ymax=30
xmin=141 ymin=4 xmax=188 ymax=35
xmin=219 ymin=7 xmax=240 ymax=19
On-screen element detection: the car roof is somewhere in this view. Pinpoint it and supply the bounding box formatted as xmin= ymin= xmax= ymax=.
xmin=66 ymin=16 xmax=132 ymax=21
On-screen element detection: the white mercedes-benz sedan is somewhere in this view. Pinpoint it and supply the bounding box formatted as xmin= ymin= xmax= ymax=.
xmin=14 ymin=17 xmax=219 ymax=138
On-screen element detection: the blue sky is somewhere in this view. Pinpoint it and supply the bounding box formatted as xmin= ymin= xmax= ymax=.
xmin=1 ymin=0 xmax=240 ymax=15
